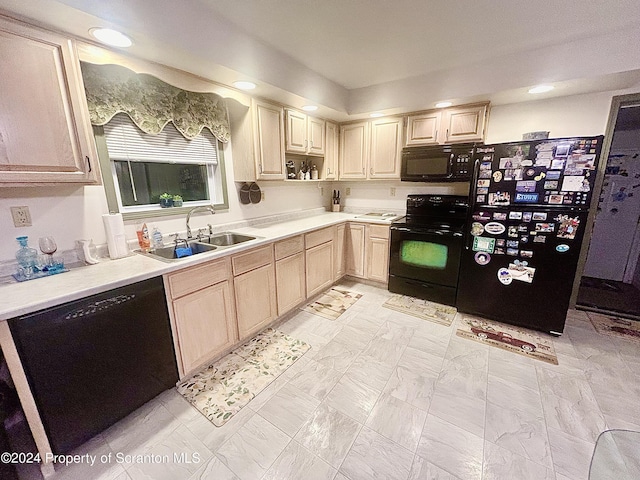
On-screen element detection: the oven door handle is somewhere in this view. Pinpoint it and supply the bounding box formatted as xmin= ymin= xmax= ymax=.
xmin=392 ymin=226 xmax=462 ymax=237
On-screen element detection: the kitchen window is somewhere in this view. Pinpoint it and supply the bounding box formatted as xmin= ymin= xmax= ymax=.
xmin=96 ymin=113 xmax=228 ymax=218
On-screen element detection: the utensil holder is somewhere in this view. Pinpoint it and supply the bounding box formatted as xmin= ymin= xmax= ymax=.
xmin=332 ymin=204 xmax=340 ymax=212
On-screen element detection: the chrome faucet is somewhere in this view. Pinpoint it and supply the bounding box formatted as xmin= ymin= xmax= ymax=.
xmin=186 ymin=205 xmax=215 ymax=239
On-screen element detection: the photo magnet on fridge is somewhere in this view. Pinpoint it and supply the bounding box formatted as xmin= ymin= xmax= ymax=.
xmin=555 ymin=215 xmax=581 ymax=239
xmin=474 ymin=252 xmax=491 ymax=265
xmin=473 ymin=237 xmax=496 ymax=254
xmin=497 ymin=268 xmax=513 ymax=285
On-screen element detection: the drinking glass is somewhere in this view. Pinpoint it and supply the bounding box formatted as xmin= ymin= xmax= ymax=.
xmin=38 ymin=236 xmax=57 ymax=266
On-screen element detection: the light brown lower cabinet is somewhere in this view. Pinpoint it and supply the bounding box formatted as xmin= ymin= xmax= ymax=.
xmin=306 ymin=241 xmax=334 ymax=297
xmin=346 ymin=223 xmax=366 ymax=278
xmin=276 ymin=251 xmax=306 ymax=316
xmin=233 ymin=246 xmax=278 ymax=340
xmin=366 ymin=225 xmax=390 ymax=283
xmin=165 ymin=257 xmax=237 ymax=376
xmin=172 ymin=281 xmax=236 ymax=374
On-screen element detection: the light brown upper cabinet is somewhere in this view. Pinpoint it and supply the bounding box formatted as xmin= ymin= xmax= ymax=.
xmin=405 ymin=103 xmax=489 ymax=146
xmin=324 ymin=122 xmax=339 ymax=180
xmin=0 ymin=17 xmax=99 ymax=186
xmin=339 ymin=116 xmax=403 ymax=180
xmin=285 ymin=108 xmax=325 ymax=156
xmin=254 ymin=100 xmax=287 ymax=180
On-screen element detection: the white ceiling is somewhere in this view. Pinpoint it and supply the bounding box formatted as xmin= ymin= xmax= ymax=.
xmin=1 ymin=0 xmax=640 ymax=121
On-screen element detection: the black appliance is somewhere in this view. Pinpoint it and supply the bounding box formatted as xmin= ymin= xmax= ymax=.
xmin=401 ymin=144 xmax=474 ymax=182
xmin=456 ymin=136 xmax=604 ymax=335
xmin=9 ymin=277 xmax=179 ymax=454
xmin=389 ymin=195 xmax=470 ymax=306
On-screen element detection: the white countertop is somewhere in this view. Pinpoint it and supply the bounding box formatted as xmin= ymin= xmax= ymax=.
xmin=0 ymin=212 xmax=397 ymax=320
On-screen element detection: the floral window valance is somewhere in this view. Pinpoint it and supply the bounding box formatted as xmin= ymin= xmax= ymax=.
xmin=80 ymin=62 xmax=230 ymax=142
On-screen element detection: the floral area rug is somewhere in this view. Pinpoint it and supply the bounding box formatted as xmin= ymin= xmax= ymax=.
xmin=589 ymin=313 xmax=640 ymax=344
xmin=382 ymin=294 xmax=457 ymax=326
xmin=301 ymin=287 xmax=363 ymax=320
xmin=456 ymin=316 xmax=558 ymax=365
xmin=176 ymin=328 xmax=310 ymax=426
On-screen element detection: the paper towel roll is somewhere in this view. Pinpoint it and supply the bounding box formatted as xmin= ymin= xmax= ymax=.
xmin=102 ymin=213 xmax=129 ymax=259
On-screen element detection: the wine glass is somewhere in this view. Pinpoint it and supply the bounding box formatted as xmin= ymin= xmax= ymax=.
xmin=38 ymin=236 xmax=57 ymax=266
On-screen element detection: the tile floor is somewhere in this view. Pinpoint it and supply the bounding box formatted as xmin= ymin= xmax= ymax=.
xmin=47 ymin=280 xmax=640 ymax=480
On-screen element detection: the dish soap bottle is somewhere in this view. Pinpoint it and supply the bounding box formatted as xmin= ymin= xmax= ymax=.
xmin=15 ymin=236 xmax=38 ymax=277
xmin=152 ymin=227 xmax=164 ymax=249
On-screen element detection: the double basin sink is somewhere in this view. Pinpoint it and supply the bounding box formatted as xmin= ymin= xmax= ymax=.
xmin=140 ymin=232 xmax=257 ymax=262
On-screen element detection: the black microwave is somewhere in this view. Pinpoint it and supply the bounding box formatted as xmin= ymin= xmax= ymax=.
xmin=401 ymin=144 xmax=474 ymax=182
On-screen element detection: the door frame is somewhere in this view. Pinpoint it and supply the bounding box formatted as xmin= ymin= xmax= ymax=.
xmin=570 ymin=92 xmax=640 ymax=307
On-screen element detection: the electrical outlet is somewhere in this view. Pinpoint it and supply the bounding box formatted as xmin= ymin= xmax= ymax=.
xmin=11 ymin=206 xmax=32 ymax=227
xmin=346 ymin=187 xmax=351 ymax=196
xmin=390 ymin=187 xmax=396 ymax=197
xmin=320 ymin=187 xmax=324 ymax=196
xmin=261 ymin=191 xmax=265 ymax=201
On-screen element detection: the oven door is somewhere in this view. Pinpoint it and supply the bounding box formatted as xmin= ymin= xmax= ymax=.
xmin=389 ymin=225 xmax=463 ymax=287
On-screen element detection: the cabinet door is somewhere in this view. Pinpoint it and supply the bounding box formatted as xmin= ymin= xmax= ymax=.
xmin=334 ymin=224 xmax=346 ymax=280
xmin=307 ymin=116 xmax=325 ymax=156
xmin=339 ymin=122 xmax=368 ymax=179
xmin=0 ymin=19 xmax=98 ymax=185
xmin=345 ymin=223 xmax=366 ymax=278
xmin=276 ymin=252 xmax=306 ymax=316
xmin=324 ymin=122 xmax=339 ymax=180
xmin=306 ymin=241 xmax=334 ymax=297
xmin=253 ymin=99 xmax=286 ymax=179
xmin=405 ymin=112 xmax=440 ymax=146
xmin=441 ymin=104 xmax=488 ymax=143
xmin=369 ymin=117 xmax=402 ymax=179
xmin=234 ymin=263 xmax=278 ymax=339
xmin=366 ymin=237 xmax=390 ymax=283
xmin=173 ymin=281 xmax=237 ymax=374
xmin=285 ymin=108 xmax=307 ymax=154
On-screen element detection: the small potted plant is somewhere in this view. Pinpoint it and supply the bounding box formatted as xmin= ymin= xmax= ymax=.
xmin=172 ymin=194 xmax=183 ymax=207
xmin=159 ymin=193 xmax=173 ymax=208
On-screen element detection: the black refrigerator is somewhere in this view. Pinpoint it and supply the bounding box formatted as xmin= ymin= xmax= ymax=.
xmin=456 ymin=136 xmax=603 ymax=335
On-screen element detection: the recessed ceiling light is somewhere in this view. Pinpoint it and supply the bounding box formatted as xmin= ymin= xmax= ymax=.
xmin=89 ymin=28 xmax=132 ymax=48
xmin=528 ymin=85 xmax=554 ymax=94
xmin=233 ymin=81 xmax=256 ymax=90
xmin=435 ymin=101 xmax=453 ymax=108
xmin=369 ymin=113 xmax=384 ymax=118
xmin=302 ymin=105 xmax=318 ymax=112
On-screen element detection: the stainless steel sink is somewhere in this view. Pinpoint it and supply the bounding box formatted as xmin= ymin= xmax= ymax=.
xmin=354 ymin=212 xmax=402 ymax=221
xmin=140 ymin=240 xmax=217 ymax=262
xmin=137 ymin=232 xmax=258 ymax=262
xmin=199 ymin=232 xmax=257 ymax=247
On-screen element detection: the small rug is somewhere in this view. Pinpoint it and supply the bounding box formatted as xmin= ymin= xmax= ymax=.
xmin=456 ymin=317 xmax=558 ymax=365
xmin=301 ymin=287 xmax=363 ymax=320
xmin=589 ymin=313 xmax=640 ymax=344
xmin=382 ymin=294 xmax=457 ymax=326
xmin=176 ymin=328 xmax=310 ymax=426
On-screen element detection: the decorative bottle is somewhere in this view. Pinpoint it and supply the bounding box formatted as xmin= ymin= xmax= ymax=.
xmin=311 ymin=165 xmax=318 ymax=180
xmin=15 ymin=236 xmax=38 ymax=276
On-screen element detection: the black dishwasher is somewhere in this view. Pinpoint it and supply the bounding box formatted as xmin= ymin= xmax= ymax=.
xmin=9 ymin=276 xmax=179 ymax=455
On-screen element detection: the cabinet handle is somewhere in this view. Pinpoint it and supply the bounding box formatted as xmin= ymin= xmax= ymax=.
xmin=434 ymin=130 xmax=438 ymax=141
xmin=370 ymin=167 xmax=373 ymax=175
xmin=362 ymin=167 xmax=365 ymax=174
xmin=327 ymin=168 xmax=331 ymax=175
xmin=259 ymin=164 xmax=263 ymax=174
xmin=446 ymin=128 xmax=449 ymax=139
xmin=86 ymin=156 xmax=92 ymax=172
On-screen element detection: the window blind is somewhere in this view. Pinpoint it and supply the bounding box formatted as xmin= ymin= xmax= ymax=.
xmin=104 ymin=113 xmax=218 ymax=165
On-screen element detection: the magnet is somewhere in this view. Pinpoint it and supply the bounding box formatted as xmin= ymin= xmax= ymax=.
xmin=471 ymin=222 xmax=485 ymax=236
xmin=474 ymin=252 xmax=491 ymax=265
xmin=535 ymin=223 xmax=555 ymax=233
xmin=473 ymin=236 xmax=496 ymax=253
xmin=494 ymin=247 xmax=505 ymax=255
xmin=520 ymin=236 xmax=529 ymax=243
xmin=517 ymin=224 xmax=528 ymax=232
xmin=495 ymin=239 xmax=505 ymax=247
xmin=477 ymin=179 xmax=490 ymax=188
xmin=479 ymin=170 xmax=492 ymax=179
xmin=544 ymin=181 xmax=559 ymax=190
xmin=523 ymin=212 xmax=533 ymax=222
xmin=484 ymin=222 xmax=506 ymax=235
xmin=521 ymin=160 xmax=533 ymax=167
xmin=508 ymin=262 xmax=536 ymax=283
xmin=534 ymin=171 xmax=547 ymax=181
xmin=493 ymin=171 xmax=503 ymax=182
xmin=508 ymin=226 xmax=518 ymax=237
xmin=509 ymin=211 xmax=523 ymax=220
xmin=480 ymin=161 xmax=492 ymax=171
xmin=533 ymin=236 xmax=547 ymax=243
xmin=489 ymin=192 xmax=510 ymax=205
xmin=498 ymin=268 xmax=513 ymax=285
xmin=520 ymin=250 xmax=533 ymax=258
xmin=516 ymin=180 xmax=537 ymax=192
xmin=525 ymin=168 xmax=536 ymax=178
xmin=532 ymin=212 xmax=547 ymax=221
xmin=477 ymin=187 xmax=489 ymax=194
xmin=476 ymin=194 xmax=486 ymax=203
xmin=506 ymin=240 xmax=519 ymax=248
xmin=546 ymin=170 xmax=561 ymax=180
xmin=472 ymin=211 xmax=492 ymax=222
xmin=555 ymin=215 xmax=581 ymax=239
xmin=556 ymin=244 xmax=570 ymax=253
xmin=493 ymin=212 xmax=507 ymax=220
xmin=515 ymin=192 xmax=539 ymax=203
xmin=506 ymin=248 xmax=519 ymax=256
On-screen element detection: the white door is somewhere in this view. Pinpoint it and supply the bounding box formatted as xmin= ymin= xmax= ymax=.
xmin=584 ymin=150 xmax=640 ymax=281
